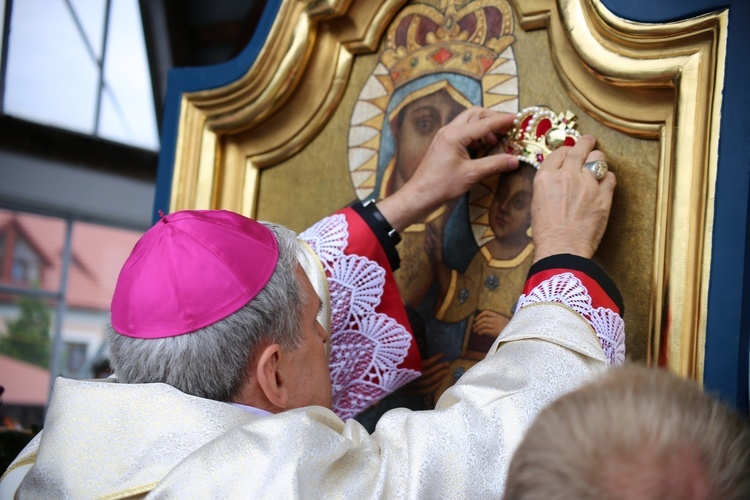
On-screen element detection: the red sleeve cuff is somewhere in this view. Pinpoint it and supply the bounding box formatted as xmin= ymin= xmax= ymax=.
xmin=524 ymin=254 xmax=623 ymax=316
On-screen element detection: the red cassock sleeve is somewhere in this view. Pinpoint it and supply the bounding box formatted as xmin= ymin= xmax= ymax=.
xmin=518 ymin=254 xmax=625 ymax=366
xmin=341 ymin=208 xmax=423 ymax=371
xmin=299 ymin=207 xmax=421 ymax=420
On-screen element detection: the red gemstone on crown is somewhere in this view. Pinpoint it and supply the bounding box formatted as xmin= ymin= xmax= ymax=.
xmin=535 ymin=118 xmax=552 ymax=137
xmin=479 ymin=57 xmax=494 ymax=72
xmin=431 ymin=47 xmax=454 ymax=65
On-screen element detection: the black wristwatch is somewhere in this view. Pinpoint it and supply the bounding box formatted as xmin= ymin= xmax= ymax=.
xmin=352 ymin=200 xmax=402 ymax=271
xmin=362 ymin=199 xmax=402 ymax=245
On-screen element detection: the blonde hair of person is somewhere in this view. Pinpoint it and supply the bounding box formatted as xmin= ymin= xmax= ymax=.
xmin=504 ymin=364 xmax=750 ymax=500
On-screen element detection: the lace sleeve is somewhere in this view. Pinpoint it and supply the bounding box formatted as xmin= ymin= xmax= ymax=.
xmin=300 ymin=212 xmax=419 ymax=420
xmin=516 ymin=268 xmax=625 ymax=367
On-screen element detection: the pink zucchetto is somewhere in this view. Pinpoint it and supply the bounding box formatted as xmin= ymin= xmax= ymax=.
xmin=111 ymin=210 xmax=279 ymax=339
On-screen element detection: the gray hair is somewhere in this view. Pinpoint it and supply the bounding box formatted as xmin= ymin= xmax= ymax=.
xmin=107 ymin=222 xmax=306 ymax=402
xmin=504 ymin=364 xmax=750 ymax=500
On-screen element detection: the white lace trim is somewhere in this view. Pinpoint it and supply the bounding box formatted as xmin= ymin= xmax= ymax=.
xmin=299 ymin=214 xmax=348 ymax=269
xmin=301 ymin=214 xmax=419 ymax=420
xmin=516 ymin=272 xmax=625 ymax=366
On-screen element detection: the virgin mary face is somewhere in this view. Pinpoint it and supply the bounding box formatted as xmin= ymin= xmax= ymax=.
xmin=391 ymin=89 xmax=466 ymax=190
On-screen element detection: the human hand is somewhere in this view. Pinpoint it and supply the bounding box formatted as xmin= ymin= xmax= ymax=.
xmin=377 ymin=107 xmax=519 ymax=231
xmin=531 ymin=135 xmax=616 ymax=262
xmin=472 ymin=310 xmax=509 ymax=336
xmin=401 ymin=353 xmax=450 ymax=396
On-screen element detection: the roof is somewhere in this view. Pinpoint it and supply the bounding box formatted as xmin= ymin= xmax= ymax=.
xmin=0 ymin=211 xmax=142 ymax=311
xmin=0 ymin=354 xmax=49 ymax=405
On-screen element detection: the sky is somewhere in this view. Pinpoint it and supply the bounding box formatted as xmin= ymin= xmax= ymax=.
xmin=4 ymin=0 xmax=159 ymax=151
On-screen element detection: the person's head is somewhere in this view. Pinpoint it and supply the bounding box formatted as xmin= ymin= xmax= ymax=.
xmin=391 ymin=88 xmax=467 ymax=186
xmin=489 ymin=164 xmax=535 ymax=245
xmin=107 ymin=210 xmax=331 ymax=412
xmin=504 ymin=364 xmax=750 ymax=500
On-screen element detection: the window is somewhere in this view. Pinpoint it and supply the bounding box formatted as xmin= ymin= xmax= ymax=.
xmin=65 ymin=341 xmax=88 ymax=374
xmin=0 ymin=208 xmax=143 ymax=430
xmin=0 ymin=219 xmax=47 ymax=286
xmin=3 ymin=0 xmax=159 ymax=150
xmin=10 ymin=238 xmax=40 ymax=284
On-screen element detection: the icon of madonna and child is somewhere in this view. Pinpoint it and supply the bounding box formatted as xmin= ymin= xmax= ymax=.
xmin=346 ymin=0 xmax=581 ymax=427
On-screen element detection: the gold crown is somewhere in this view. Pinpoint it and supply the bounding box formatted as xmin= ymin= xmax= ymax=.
xmin=380 ymin=0 xmax=515 ymax=88
xmin=500 ymin=106 xmax=582 ymax=168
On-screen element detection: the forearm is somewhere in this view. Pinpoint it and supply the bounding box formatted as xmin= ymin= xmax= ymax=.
xmin=375 ymin=184 xmax=439 ymax=233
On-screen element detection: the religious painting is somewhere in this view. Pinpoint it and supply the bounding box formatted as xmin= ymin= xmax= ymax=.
xmin=345 ymin=2 xmax=585 ymax=414
xmin=162 ymin=0 xmax=726 ymax=417
xmin=345 ymin=0 xmax=531 ymax=406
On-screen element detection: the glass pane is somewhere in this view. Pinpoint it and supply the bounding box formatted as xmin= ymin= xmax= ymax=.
xmin=98 ymin=0 xmax=159 ymax=150
xmin=0 ymin=294 xmax=55 ymax=432
xmin=0 ymin=1 xmax=6 ymax=61
xmin=4 ymin=0 xmax=99 ymax=133
xmin=69 ymin=0 xmax=107 ymax=60
xmin=0 ymin=211 xmax=142 ymax=435
xmin=0 ymin=209 xmax=60 ymax=433
xmin=63 ymin=219 xmax=141 ymax=379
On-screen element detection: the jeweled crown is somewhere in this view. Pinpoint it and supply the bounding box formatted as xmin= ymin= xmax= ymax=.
xmin=380 ymin=0 xmax=515 ymax=88
xmin=501 ymin=106 xmax=581 ymax=168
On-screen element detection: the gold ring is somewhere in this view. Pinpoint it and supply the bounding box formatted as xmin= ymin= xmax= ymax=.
xmin=583 ymin=160 xmax=608 ymax=180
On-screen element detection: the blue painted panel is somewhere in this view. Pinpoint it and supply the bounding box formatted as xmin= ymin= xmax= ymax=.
xmin=603 ymin=0 xmax=750 ymax=411
xmin=152 ymin=0 xmax=283 ymax=220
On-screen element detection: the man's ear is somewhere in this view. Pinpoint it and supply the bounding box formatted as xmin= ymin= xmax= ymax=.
xmin=255 ymin=343 xmax=288 ymax=410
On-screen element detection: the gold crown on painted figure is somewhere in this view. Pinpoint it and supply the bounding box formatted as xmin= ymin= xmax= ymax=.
xmin=500 ymin=106 xmax=582 ymax=168
xmin=380 ymin=0 xmax=516 ymax=88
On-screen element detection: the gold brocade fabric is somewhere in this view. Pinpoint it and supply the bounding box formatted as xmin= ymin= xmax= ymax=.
xmin=8 ymin=379 xmax=257 ymax=499
xmin=5 ymin=303 xmax=606 ymax=498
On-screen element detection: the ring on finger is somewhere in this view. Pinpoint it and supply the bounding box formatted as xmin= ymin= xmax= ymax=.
xmin=582 ymin=160 xmax=608 ymax=180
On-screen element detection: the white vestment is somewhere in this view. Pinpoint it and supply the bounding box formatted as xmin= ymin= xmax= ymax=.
xmin=2 ymin=208 xmax=623 ymax=497
xmin=3 ymin=302 xmax=607 ymax=498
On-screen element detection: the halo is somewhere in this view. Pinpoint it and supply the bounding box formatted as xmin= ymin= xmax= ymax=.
xmin=347 ymin=1 xmax=520 ymax=204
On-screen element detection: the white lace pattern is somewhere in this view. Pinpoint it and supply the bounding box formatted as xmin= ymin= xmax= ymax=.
xmin=300 ymin=214 xmax=419 ymax=419
xmin=516 ymin=272 xmax=625 ymax=366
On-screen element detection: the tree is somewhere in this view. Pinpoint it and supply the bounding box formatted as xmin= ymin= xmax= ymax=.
xmin=0 ymin=296 xmax=52 ymax=368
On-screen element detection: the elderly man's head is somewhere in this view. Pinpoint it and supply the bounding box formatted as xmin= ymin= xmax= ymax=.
xmin=504 ymin=365 xmax=750 ymax=499
xmin=106 ymin=211 xmax=331 ymax=411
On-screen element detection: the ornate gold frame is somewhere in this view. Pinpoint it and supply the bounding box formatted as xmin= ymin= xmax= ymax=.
xmin=166 ymin=0 xmax=727 ymax=382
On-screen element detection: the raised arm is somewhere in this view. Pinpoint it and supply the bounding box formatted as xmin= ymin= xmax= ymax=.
xmin=299 ymin=109 xmax=521 ymax=419
xmin=515 ymin=134 xmax=624 ymax=366
xmin=151 ymin=124 xmax=623 ymax=498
